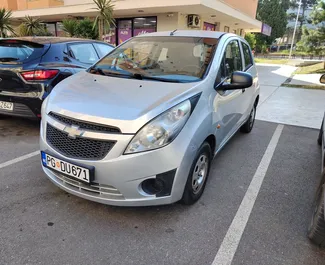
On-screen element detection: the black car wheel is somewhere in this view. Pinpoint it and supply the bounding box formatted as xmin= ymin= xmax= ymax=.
xmin=318 ymin=120 xmax=323 ymax=146
xmin=240 ymin=105 xmax=256 ymax=133
xmin=181 ymin=142 xmax=212 ymax=205
xmin=308 ymin=181 xmax=325 ymax=247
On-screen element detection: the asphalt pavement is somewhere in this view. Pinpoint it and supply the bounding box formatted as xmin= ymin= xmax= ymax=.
xmin=1 ymin=115 xmax=325 ymax=265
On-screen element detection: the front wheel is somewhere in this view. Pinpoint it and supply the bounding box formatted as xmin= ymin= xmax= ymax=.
xmin=318 ymin=121 xmax=323 ymax=146
xmin=308 ymin=183 xmax=325 ymax=247
xmin=181 ymin=142 xmax=212 ymax=205
xmin=240 ymin=105 xmax=256 ymax=133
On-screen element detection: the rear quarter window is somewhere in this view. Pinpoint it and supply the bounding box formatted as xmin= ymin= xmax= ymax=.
xmin=242 ymin=42 xmax=253 ymax=70
xmin=0 ymin=40 xmax=46 ymax=63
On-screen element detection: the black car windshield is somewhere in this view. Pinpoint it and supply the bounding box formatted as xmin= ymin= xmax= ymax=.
xmin=89 ymin=36 xmax=219 ymax=83
xmin=0 ymin=40 xmax=45 ymax=63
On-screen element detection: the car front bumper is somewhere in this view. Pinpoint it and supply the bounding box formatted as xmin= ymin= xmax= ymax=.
xmin=39 ymin=117 xmax=196 ymax=207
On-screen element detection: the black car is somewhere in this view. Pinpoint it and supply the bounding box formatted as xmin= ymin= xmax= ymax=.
xmin=308 ymin=74 xmax=325 ymax=246
xmin=0 ymin=37 xmax=114 ymax=118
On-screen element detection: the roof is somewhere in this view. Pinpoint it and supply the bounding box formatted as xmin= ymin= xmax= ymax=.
xmin=135 ymin=30 xmax=228 ymax=39
xmin=3 ymin=37 xmax=111 ymax=45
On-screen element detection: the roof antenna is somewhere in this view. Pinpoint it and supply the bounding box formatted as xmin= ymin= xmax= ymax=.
xmin=170 ymin=29 xmax=177 ymax=36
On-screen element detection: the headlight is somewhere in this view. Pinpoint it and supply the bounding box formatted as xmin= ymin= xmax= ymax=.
xmin=125 ymin=99 xmax=192 ymax=154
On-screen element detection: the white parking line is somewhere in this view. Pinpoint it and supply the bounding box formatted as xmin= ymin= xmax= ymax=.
xmin=0 ymin=151 xmax=39 ymax=170
xmin=212 ymin=124 xmax=284 ymax=265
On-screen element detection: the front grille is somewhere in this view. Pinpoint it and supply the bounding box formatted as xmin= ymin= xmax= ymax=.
xmin=46 ymin=124 xmax=115 ymax=160
xmin=54 ymin=172 xmax=125 ymax=200
xmin=49 ymin=112 xmax=121 ymax=133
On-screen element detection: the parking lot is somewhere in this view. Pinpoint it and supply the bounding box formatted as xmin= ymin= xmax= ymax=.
xmin=1 ymin=65 xmax=325 ymax=265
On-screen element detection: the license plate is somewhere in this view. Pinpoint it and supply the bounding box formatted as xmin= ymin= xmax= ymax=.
xmin=41 ymin=152 xmax=93 ymax=183
xmin=0 ymin=101 xmax=13 ymax=111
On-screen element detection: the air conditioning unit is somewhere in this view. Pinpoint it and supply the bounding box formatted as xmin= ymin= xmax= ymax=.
xmin=188 ymin=15 xmax=201 ymax=28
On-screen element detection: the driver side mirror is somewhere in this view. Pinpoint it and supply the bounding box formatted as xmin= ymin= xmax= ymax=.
xmin=217 ymin=71 xmax=253 ymax=90
xmin=320 ymin=74 xmax=325 ymax=84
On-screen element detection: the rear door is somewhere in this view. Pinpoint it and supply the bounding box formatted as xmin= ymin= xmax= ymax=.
xmin=0 ymin=39 xmax=49 ymax=93
xmin=66 ymin=42 xmax=100 ymax=73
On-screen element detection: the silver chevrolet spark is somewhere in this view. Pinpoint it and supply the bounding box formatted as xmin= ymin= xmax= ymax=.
xmin=40 ymin=30 xmax=259 ymax=206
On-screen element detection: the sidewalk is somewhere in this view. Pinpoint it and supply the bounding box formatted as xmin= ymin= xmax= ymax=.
xmin=287 ymin=73 xmax=325 ymax=86
xmin=256 ymin=64 xmax=325 ymax=129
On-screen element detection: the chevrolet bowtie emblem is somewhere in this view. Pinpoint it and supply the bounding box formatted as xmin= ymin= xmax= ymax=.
xmin=63 ymin=125 xmax=84 ymax=139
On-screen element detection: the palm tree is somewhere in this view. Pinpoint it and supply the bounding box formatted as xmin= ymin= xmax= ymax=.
xmin=92 ymin=0 xmax=115 ymax=40
xmin=0 ymin=8 xmax=15 ymax=38
xmin=62 ymin=19 xmax=78 ymax=37
xmin=22 ymin=16 xmax=43 ymax=36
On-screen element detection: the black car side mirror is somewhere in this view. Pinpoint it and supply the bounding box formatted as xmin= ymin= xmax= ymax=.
xmin=320 ymin=74 xmax=325 ymax=84
xmin=218 ymin=71 xmax=253 ymax=90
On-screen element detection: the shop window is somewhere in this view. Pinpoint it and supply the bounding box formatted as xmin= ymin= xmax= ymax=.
xmin=203 ymin=22 xmax=215 ymax=31
xmin=133 ymin=17 xmax=157 ymax=36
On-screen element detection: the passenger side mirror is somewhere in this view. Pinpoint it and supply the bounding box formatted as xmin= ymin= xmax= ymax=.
xmin=320 ymin=74 xmax=325 ymax=84
xmin=218 ymin=71 xmax=253 ymax=90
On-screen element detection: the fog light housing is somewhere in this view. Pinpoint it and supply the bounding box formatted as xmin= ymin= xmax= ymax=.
xmin=141 ymin=169 xmax=176 ymax=197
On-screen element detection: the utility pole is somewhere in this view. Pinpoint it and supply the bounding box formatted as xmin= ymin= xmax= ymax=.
xmin=289 ymin=0 xmax=302 ymax=59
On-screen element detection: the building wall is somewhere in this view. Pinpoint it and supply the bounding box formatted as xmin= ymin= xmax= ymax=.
xmin=14 ymin=0 xmax=64 ymax=10
xmin=157 ymin=13 xmax=179 ymax=31
xmin=224 ymin=0 xmax=258 ymax=18
xmin=0 ymin=0 xmax=18 ymax=10
xmin=16 ymin=0 xmax=27 ymax=10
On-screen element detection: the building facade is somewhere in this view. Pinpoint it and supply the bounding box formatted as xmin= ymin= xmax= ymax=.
xmin=6 ymin=0 xmax=262 ymax=45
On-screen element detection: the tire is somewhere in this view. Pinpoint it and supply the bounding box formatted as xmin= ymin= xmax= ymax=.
xmin=318 ymin=121 xmax=323 ymax=146
xmin=240 ymin=104 xmax=256 ymax=133
xmin=181 ymin=142 xmax=212 ymax=205
xmin=308 ymin=183 xmax=325 ymax=247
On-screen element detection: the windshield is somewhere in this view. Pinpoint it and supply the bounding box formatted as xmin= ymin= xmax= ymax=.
xmin=89 ymin=36 xmax=219 ymax=83
xmin=0 ymin=40 xmax=45 ymax=63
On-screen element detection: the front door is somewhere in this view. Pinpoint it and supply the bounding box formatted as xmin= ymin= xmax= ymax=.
xmin=213 ymin=39 xmax=245 ymax=150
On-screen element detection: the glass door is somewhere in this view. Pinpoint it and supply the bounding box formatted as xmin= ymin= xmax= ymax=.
xmin=117 ymin=20 xmax=132 ymax=45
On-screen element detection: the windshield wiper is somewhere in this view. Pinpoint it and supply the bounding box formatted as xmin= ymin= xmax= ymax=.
xmin=133 ymin=73 xmax=181 ymax=83
xmin=89 ymin=67 xmax=181 ymax=83
xmin=0 ymin=57 xmax=19 ymax=62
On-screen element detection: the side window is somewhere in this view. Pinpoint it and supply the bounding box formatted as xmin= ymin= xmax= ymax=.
xmin=94 ymin=43 xmax=114 ymax=58
xmin=68 ymin=43 xmax=99 ymax=64
xmin=223 ymin=40 xmax=243 ymax=78
xmin=242 ymin=42 xmax=253 ymax=69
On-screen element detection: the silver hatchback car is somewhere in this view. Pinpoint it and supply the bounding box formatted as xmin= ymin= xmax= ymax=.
xmin=40 ymin=30 xmax=259 ymax=206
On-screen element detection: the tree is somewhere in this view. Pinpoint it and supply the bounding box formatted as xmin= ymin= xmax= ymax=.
xmin=62 ymin=19 xmax=78 ymax=37
xmin=289 ymin=0 xmax=317 ymax=41
xmin=75 ymin=18 xmax=99 ymax=39
xmin=22 ymin=16 xmax=43 ymax=36
xmin=296 ymin=0 xmax=325 ymax=54
xmin=245 ymin=33 xmax=256 ymax=48
xmin=257 ymin=0 xmax=289 ymax=45
xmin=0 ymin=8 xmax=15 ymax=38
xmin=92 ymin=0 xmax=115 ymax=40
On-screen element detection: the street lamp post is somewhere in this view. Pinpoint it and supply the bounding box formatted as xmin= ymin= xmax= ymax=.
xmin=289 ymin=0 xmax=302 ymax=59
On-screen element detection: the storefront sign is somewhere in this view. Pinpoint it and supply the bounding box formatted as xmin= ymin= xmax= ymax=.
xmin=261 ymin=23 xmax=272 ymax=36
xmin=118 ymin=28 xmax=132 ymax=44
xmin=133 ymin=28 xmax=156 ymax=36
xmin=203 ymin=22 xmax=215 ymax=31
xmin=103 ymin=29 xmax=116 ymax=46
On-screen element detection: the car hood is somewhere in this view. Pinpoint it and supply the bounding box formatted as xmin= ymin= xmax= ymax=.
xmin=47 ymin=71 xmax=199 ymax=133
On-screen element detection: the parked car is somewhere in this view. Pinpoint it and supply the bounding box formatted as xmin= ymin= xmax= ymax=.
xmin=40 ymin=30 xmax=260 ymax=206
xmin=308 ymin=74 xmax=325 ymax=246
xmin=0 ymin=37 xmax=114 ymax=119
